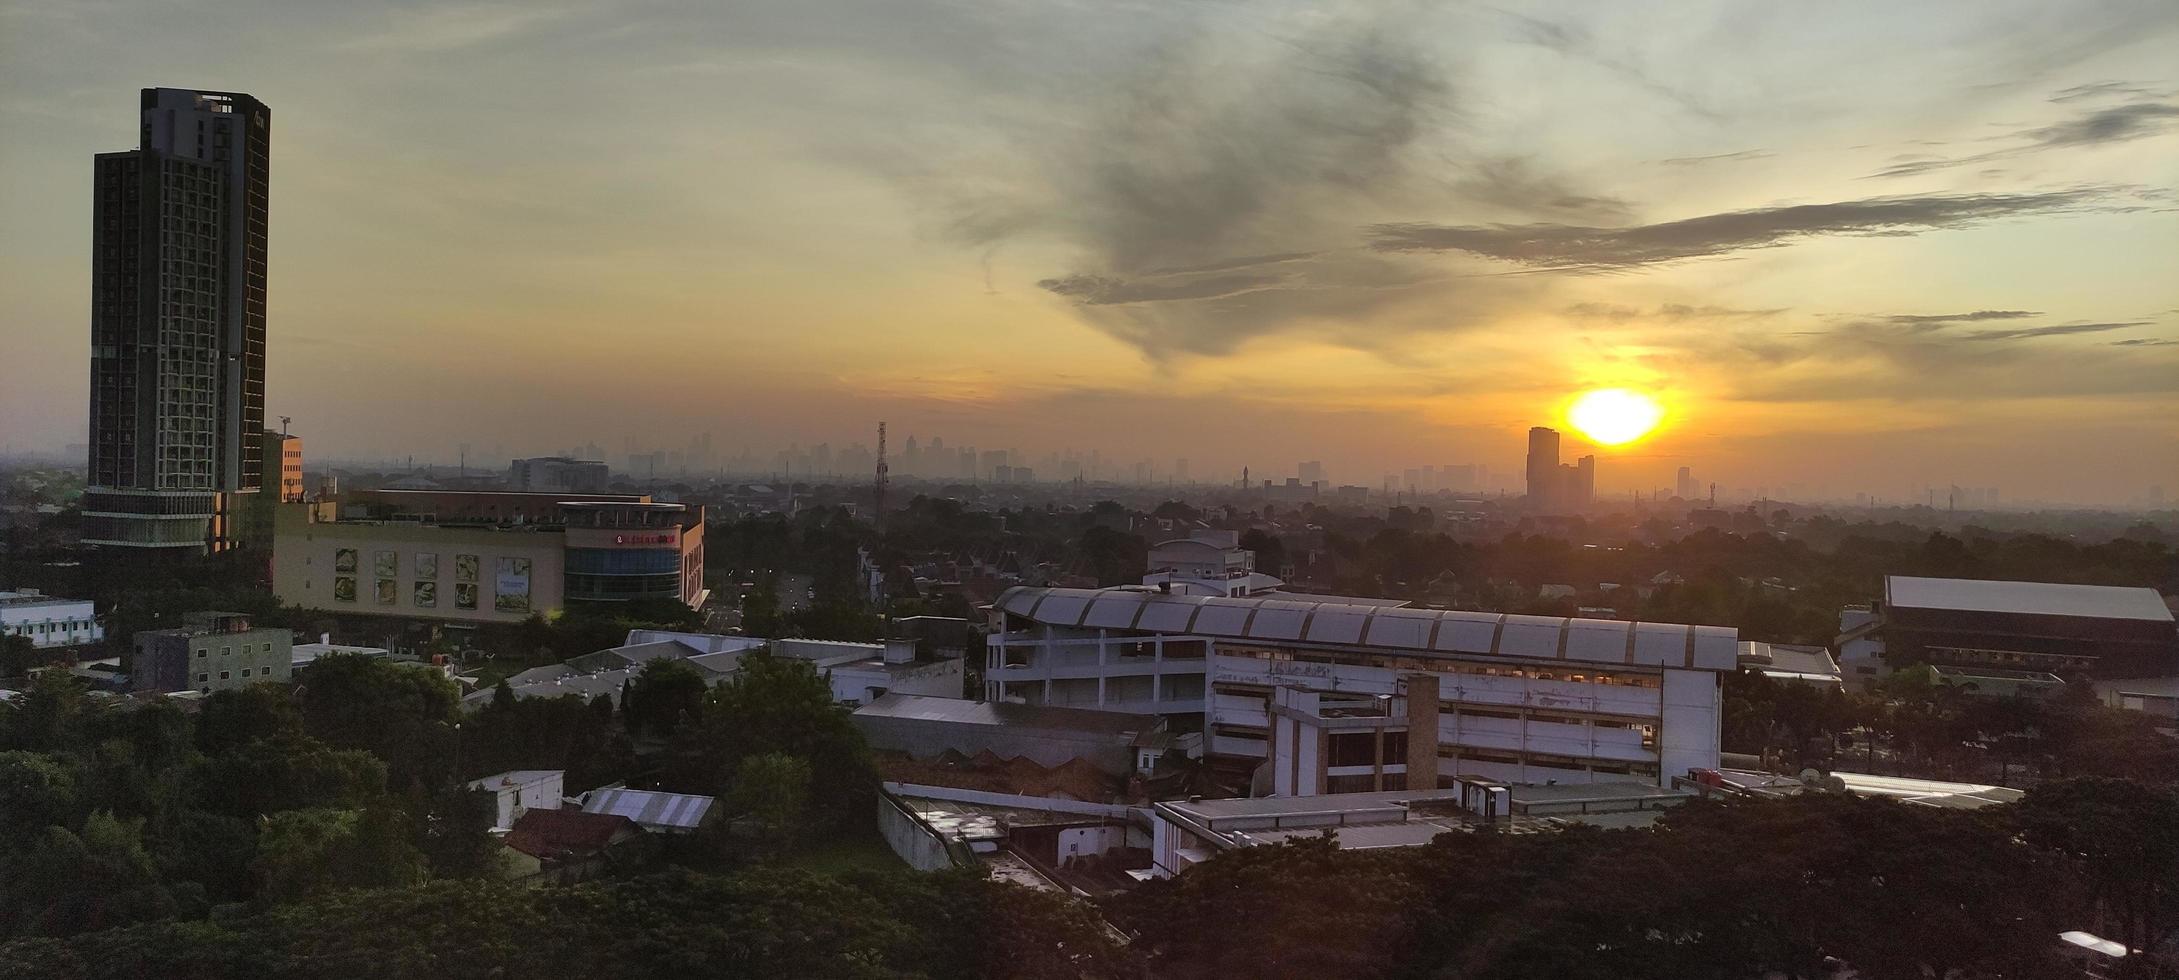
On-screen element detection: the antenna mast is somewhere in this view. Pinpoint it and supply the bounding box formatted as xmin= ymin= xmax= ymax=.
xmin=874 ymin=422 xmax=889 ymax=528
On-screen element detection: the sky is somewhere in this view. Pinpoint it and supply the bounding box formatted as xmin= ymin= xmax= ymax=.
xmin=2 ymin=0 xmax=2176 ymax=503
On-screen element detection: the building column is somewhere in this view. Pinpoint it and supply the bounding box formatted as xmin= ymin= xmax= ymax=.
xmin=1404 ymin=674 xmax=1440 ymax=792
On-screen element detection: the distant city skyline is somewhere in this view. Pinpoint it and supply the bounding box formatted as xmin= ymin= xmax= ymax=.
xmin=4 ymin=2 xmax=2175 ymax=506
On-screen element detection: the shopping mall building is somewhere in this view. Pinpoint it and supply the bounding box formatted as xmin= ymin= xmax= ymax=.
xmin=273 ymin=490 xmax=705 ymax=625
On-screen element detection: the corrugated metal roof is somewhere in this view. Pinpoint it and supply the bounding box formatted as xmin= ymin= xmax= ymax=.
xmin=854 ymin=692 xmax=1153 ymax=736
xmin=1885 ymin=575 xmax=2173 ymax=622
xmin=581 ymin=788 xmax=715 ymax=831
xmin=999 ymin=586 xmax=1736 ymax=671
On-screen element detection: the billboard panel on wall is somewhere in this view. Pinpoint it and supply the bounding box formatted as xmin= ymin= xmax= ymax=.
xmin=495 ymin=557 xmax=532 ymax=613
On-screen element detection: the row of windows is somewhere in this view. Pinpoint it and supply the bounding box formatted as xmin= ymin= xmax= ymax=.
xmin=194 ymin=641 xmax=273 ymax=658
xmin=1216 ymin=645 xmax=1663 ymax=688
xmin=1439 ymin=746 xmax=1660 ymax=777
xmin=195 ymin=666 xmax=272 ymax=683
xmin=7 ymin=621 xmax=97 ymax=636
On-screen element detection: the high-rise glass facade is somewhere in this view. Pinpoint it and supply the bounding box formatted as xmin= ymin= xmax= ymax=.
xmin=86 ymin=88 xmax=270 ymax=551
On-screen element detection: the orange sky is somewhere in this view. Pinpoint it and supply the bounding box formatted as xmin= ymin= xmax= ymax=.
xmin=2 ymin=1 xmax=2175 ymax=503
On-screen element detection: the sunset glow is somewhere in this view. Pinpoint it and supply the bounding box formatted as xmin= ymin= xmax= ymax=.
xmin=1568 ymin=389 xmax=1665 ymax=447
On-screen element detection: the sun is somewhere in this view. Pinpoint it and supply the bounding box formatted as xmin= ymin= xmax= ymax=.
xmin=1567 ymin=388 xmax=1664 ymax=446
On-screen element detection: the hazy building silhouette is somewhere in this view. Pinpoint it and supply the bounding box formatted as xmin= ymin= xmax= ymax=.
xmin=1525 ymin=427 xmax=1560 ymax=509
xmin=1525 ymin=426 xmax=1595 ymax=511
xmin=86 ymin=88 xmax=271 ymax=552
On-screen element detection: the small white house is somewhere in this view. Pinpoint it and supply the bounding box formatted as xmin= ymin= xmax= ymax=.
xmin=1 ymin=590 xmax=103 ymax=649
xmin=466 ymin=770 xmax=566 ymax=831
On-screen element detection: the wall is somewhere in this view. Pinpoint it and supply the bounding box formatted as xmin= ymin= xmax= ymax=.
xmin=830 ymin=657 xmax=965 ymax=705
xmin=876 ymin=794 xmax=957 ymax=872
xmin=854 ymin=713 xmax=1136 ymax=776
xmin=2 ymin=600 xmax=104 ymax=648
xmin=1056 ymin=825 xmax=1126 ymax=862
xmin=140 ymin=627 xmax=292 ymax=695
xmin=1656 ymin=668 xmax=1722 ymax=782
xmin=273 ymin=503 xmax=566 ymax=624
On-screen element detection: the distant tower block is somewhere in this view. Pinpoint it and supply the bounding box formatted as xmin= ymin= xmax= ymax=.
xmin=874 ymin=422 xmax=889 ymax=528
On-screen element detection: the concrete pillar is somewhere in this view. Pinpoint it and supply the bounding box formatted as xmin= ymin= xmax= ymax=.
xmin=1404 ymin=673 xmax=1440 ymax=792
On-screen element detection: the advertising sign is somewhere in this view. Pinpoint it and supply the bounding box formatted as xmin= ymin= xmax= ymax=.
xmin=494 ymin=557 xmax=532 ymax=613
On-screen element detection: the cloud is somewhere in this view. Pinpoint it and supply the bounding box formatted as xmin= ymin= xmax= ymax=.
xmin=2111 ymin=337 xmax=2179 ymax=347
xmin=1962 ymin=320 xmax=2147 ymax=341
xmin=1881 ymin=310 xmax=2041 ymax=325
xmin=1868 ymin=99 xmax=2179 ymax=178
xmin=911 ymin=9 xmax=1575 ymax=358
xmin=1489 ymin=8 xmax=1720 ymax=121
xmin=2049 ymin=81 xmax=2175 ymax=103
xmin=340 ymin=2 xmax=574 ymax=52
xmin=1563 ymin=303 xmax=1785 ymax=322
xmin=1451 ymin=157 xmax=1633 ymax=223
xmin=1036 ymin=272 xmax=1286 ymax=306
xmin=1659 ymin=149 xmax=1774 ymax=167
xmin=2019 ymin=102 xmax=2179 ymax=147
xmin=1366 ymin=189 xmax=2113 ymax=269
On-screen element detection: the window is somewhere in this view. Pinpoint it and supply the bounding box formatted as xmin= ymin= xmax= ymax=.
xmin=196 ymin=673 xmax=208 ymax=682
xmin=1325 ymin=774 xmax=1380 ymax=794
xmin=197 ymin=649 xmax=206 ymax=658
xmin=1328 ymin=732 xmax=1379 ymax=768
xmin=218 ymin=671 xmax=230 ymax=680
xmin=240 ymin=668 xmax=251 ymax=678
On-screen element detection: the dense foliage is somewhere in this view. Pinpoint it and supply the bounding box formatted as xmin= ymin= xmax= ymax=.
xmin=0 ymin=866 xmax=1135 ymax=980
xmin=1115 ymin=789 xmax=2173 ymax=980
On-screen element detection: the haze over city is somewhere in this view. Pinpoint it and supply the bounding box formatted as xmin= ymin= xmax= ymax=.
xmin=7 ymin=1 xmax=2179 ymax=975
xmin=5 ymin=0 xmax=2178 ymax=503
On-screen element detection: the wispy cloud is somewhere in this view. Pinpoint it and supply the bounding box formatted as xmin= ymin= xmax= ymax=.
xmin=1961 ymin=320 xmax=2146 ymax=341
xmin=1881 ymin=310 xmax=2041 ymax=325
xmin=1564 ymin=303 xmax=1785 ymax=321
xmin=1869 ymin=98 xmax=2179 ymax=178
xmin=2050 ymin=81 xmax=2175 ymax=103
xmin=341 ymin=2 xmax=573 ymax=53
xmin=1659 ymin=149 xmax=1773 ymax=167
xmin=1366 ymin=189 xmax=2116 ymax=269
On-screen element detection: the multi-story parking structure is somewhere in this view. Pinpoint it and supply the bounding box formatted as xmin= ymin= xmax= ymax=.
xmin=988 ymin=586 xmax=1732 ymax=789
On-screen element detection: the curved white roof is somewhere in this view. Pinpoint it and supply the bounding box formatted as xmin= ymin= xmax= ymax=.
xmin=996 ymin=586 xmax=1737 ymax=671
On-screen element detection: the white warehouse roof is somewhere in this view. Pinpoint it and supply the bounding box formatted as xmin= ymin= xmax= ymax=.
xmin=1885 ymin=576 xmax=2173 ymax=622
xmin=997 ymin=587 xmax=1737 ymax=671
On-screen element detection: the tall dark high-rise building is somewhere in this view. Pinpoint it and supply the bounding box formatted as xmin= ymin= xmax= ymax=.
xmin=85 ymin=88 xmax=271 ymax=552
xmin=1525 ymin=426 xmax=1560 ymax=509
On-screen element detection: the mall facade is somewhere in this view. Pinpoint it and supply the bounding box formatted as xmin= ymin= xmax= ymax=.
xmin=272 ymin=490 xmax=704 ymax=625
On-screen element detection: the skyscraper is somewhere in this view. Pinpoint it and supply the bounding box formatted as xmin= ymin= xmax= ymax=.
xmin=86 ymin=88 xmax=271 ymax=552
xmin=1676 ymin=466 xmax=1695 ymax=500
xmin=1525 ymin=427 xmax=1560 ymax=509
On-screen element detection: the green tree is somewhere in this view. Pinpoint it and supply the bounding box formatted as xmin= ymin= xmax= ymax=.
xmin=0 ymin=636 xmax=39 ymax=679
xmin=2015 ymin=778 xmax=2179 ymax=952
xmin=294 ymin=654 xmax=457 ymax=787
xmin=407 ymin=785 xmax=500 ymax=880
xmin=724 ymin=752 xmax=810 ymax=855
xmin=193 ymin=683 xmax=302 ymax=756
xmin=189 ymin=734 xmax=387 ymax=819
xmin=250 ymin=807 xmax=427 ymax=904
xmin=1 ymin=671 xmax=90 ymax=753
xmin=669 ymin=652 xmax=874 ymax=832
xmin=0 ymin=751 xmax=79 ymax=841
xmin=0 ymin=812 xmax=174 ymax=939
xmin=623 ymin=657 xmax=710 ymax=738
